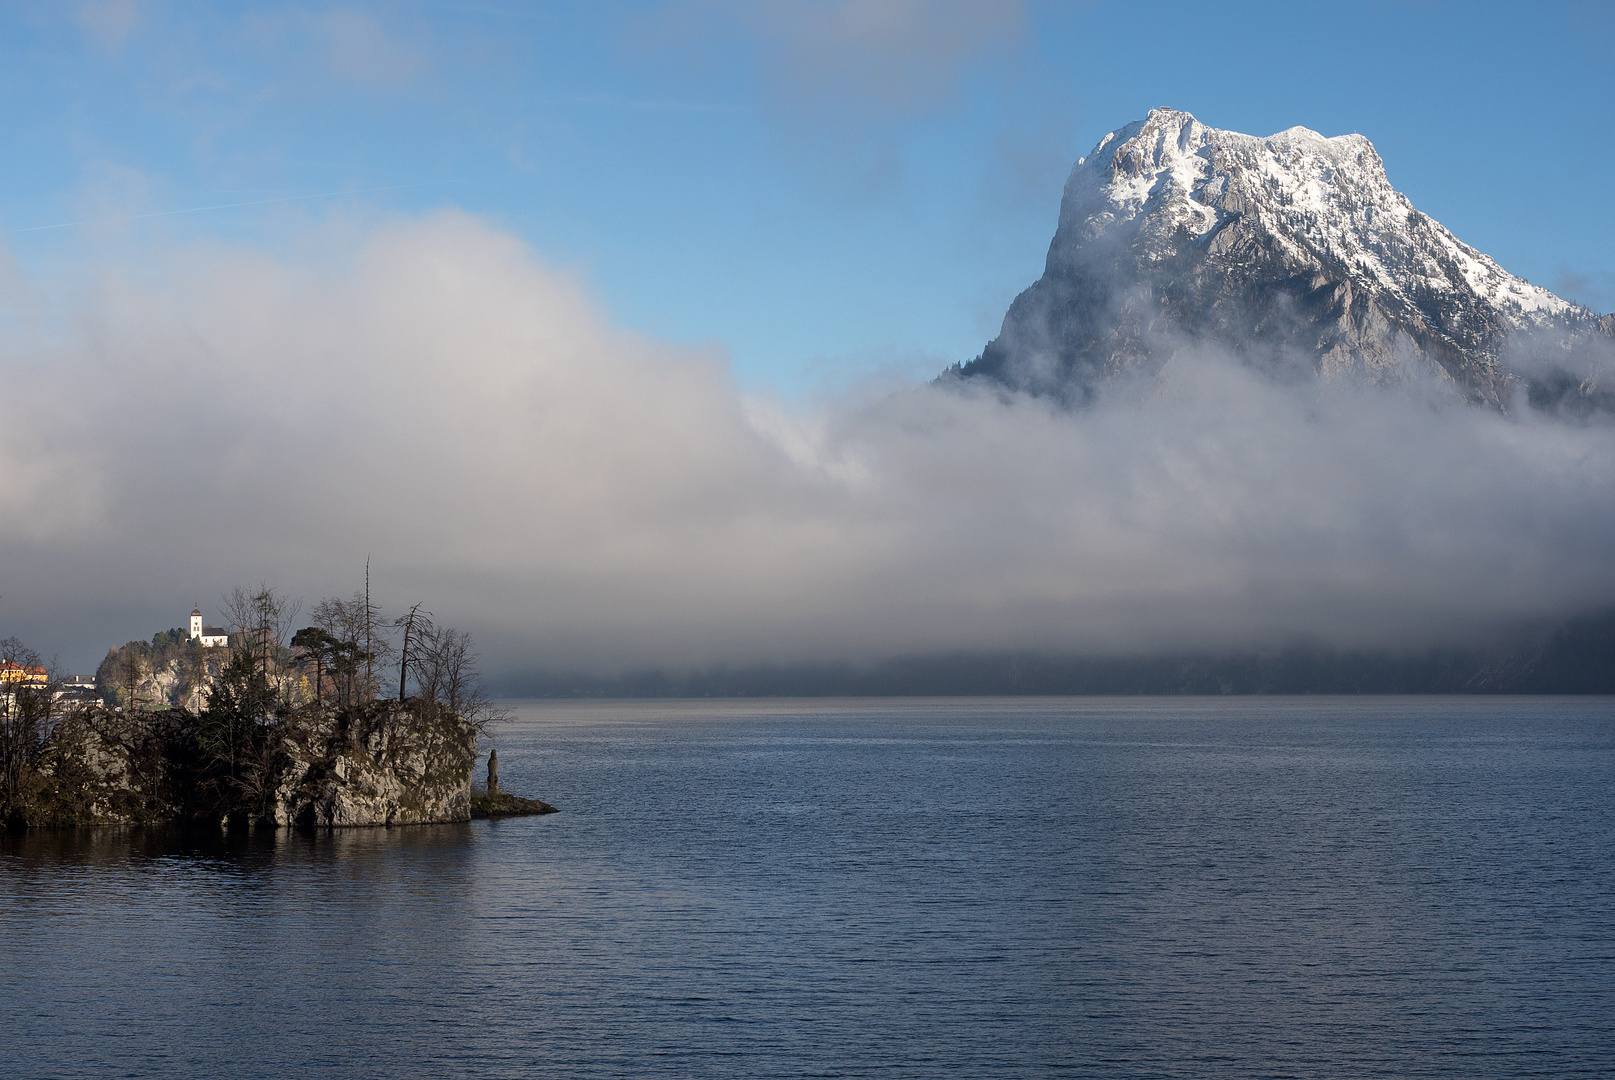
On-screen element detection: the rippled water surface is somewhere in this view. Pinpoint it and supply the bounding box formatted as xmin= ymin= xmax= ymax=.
xmin=3 ymin=697 xmax=1614 ymax=1078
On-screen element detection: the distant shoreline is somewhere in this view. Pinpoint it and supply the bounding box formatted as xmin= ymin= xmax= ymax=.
xmin=494 ymin=615 xmax=1615 ymax=699
xmin=494 ymin=690 xmax=1615 ymax=700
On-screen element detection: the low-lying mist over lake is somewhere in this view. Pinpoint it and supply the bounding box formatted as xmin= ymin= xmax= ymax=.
xmin=4 ymin=210 xmax=1615 ymax=679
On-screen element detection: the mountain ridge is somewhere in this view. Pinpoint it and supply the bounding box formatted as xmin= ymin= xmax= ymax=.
xmin=956 ymin=108 xmax=1613 ymax=410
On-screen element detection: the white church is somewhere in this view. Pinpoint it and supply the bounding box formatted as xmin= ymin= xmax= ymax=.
xmin=189 ymin=609 xmax=230 ymax=649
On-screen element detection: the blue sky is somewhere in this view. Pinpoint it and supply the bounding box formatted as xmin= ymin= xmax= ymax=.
xmin=4 ymin=0 xmax=1612 ymax=396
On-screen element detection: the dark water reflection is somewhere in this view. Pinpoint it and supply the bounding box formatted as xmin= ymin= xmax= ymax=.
xmin=3 ymin=697 xmax=1613 ymax=1078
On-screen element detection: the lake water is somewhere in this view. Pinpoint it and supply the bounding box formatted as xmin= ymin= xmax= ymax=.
xmin=3 ymin=697 xmax=1613 ymax=1078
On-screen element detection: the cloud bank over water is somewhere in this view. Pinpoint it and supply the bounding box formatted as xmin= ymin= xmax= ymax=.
xmin=4 ymin=212 xmax=1615 ymax=674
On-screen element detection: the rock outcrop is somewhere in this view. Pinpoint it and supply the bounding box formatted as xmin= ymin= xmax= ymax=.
xmin=471 ymin=789 xmax=558 ymax=818
xmin=273 ymin=701 xmax=476 ymax=826
xmin=22 ymin=700 xmax=482 ymax=828
xmin=31 ymin=708 xmax=186 ymax=826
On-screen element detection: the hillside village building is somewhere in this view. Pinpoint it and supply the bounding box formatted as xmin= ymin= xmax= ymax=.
xmin=189 ymin=609 xmax=230 ymax=649
xmin=0 ymin=661 xmax=48 ymax=685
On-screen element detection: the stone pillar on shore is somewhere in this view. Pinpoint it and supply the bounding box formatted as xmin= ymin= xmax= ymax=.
xmin=487 ymin=748 xmax=499 ymax=794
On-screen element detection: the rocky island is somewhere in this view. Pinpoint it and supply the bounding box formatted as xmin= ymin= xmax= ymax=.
xmin=11 ymin=696 xmax=554 ymax=828
xmin=1 ymin=587 xmax=556 ymax=829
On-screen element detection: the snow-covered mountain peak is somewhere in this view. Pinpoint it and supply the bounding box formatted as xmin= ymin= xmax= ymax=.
xmin=1055 ymin=109 xmax=1575 ymax=328
xmin=959 ymin=110 xmax=1611 ymax=410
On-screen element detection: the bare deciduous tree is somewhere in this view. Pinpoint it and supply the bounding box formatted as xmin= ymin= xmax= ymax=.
xmin=413 ymin=624 xmax=509 ymax=735
xmin=119 ymin=649 xmax=147 ymax=711
xmin=221 ymin=584 xmax=301 ymax=680
xmin=394 ymin=604 xmax=432 ymax=701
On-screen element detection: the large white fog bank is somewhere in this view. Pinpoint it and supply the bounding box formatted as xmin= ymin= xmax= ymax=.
xmin=4 ymin=212 xmax=1614 ymax=673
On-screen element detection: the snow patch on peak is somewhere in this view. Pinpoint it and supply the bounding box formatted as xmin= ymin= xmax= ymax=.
xmin=1268 ymin=124 xmax=1344 ymax=148
xmin=1055 ymin=110 xmax=1578 ymax=328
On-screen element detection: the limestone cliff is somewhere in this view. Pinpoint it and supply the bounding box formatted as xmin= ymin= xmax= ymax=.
xmin=24 ymin=700 xmax=478 ymax=828
xmin=31 ymin=708 xmax=186 ymax=825
xmin=273 ymin=701 xmax=475 ymax=826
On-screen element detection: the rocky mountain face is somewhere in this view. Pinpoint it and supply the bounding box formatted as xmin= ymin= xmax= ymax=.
xmin=955 ymin=108 xmax=1614 ymax=410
